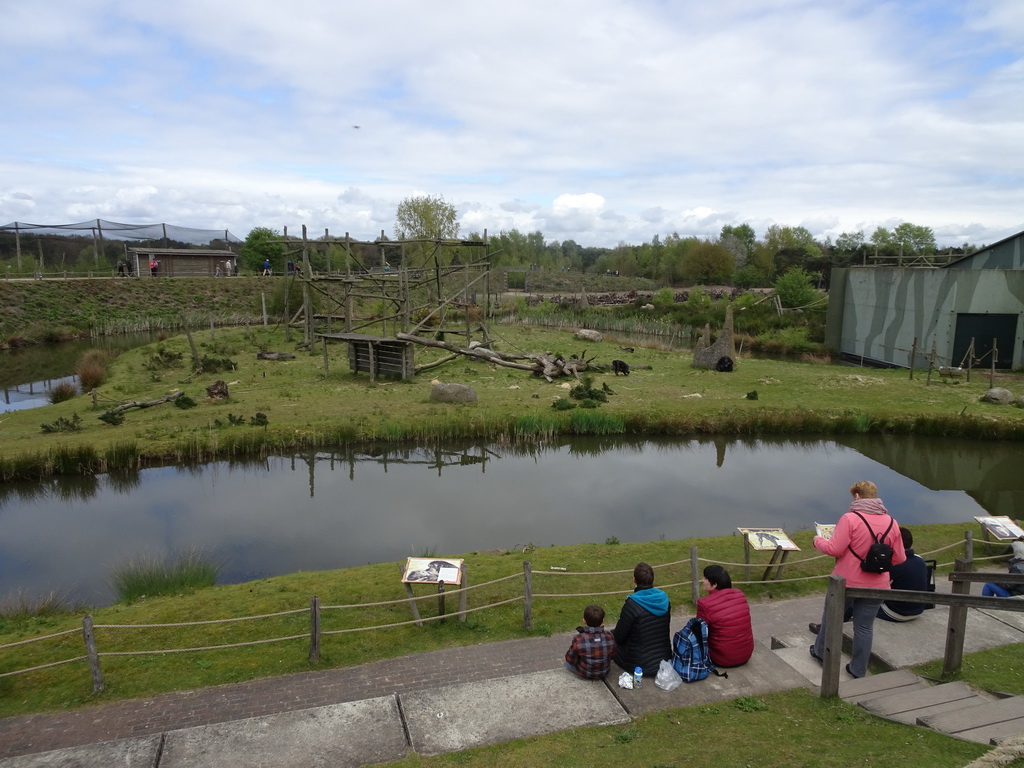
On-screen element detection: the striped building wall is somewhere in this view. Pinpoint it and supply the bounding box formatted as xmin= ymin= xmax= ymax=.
xmin=826 ymin=266 xmax=1024 ymax=369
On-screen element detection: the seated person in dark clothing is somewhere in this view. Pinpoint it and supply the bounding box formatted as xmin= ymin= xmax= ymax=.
xmin=878 ymin=527 xmax=931 ymax=622
xmin=612 ymin=562 xmax=671 ymax=676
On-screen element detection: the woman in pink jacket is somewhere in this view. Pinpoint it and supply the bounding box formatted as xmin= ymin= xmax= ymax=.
xmin=810 ymin=480 xmax=906 ymax=678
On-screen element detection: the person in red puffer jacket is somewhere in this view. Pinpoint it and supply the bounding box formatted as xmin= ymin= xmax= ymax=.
xmin=696 ymin=564 xmax=754 ymax=668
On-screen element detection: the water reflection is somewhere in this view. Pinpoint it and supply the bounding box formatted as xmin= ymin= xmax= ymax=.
xmin=0 ymin=436 xmax=1018 ymax=606
xmin=1 ymin=332 xmax=159 ymax=412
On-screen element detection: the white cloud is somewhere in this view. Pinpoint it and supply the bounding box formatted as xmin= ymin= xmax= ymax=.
xmin=0 ymin=0 xmax=1022 ymax=246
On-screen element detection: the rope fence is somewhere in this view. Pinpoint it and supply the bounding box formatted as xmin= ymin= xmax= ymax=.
xmin=1 ymin=529 xmax=1017 ymax=695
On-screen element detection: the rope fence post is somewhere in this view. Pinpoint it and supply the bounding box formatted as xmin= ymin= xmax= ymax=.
xmin=943 ymin=558 xmax=972 ymax=678
xmin=965 ymin=530 xmax=974 ymax=562
xmin=523 ymin=561 xmax=533 ymax=630
xmin=458 ymin=563 xmax=468 ymax=623
xmin=397 ymin=563 xmax=423 ymax=627
xmin=308 ymin=595 xmax=321 ymax=663
xmin=82 ymin=614 xmax=104 ymax=693
xmin=690 ymin=546 xmax=700 ymax=605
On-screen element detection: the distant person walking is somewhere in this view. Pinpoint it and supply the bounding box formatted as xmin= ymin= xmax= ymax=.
xmin=116 ymin=259 xmax=126 ymax=277
xmin=150 ymin=258 xmax=159 ymax=277
xmin=262 ymin=259 xmax=272 ymax=276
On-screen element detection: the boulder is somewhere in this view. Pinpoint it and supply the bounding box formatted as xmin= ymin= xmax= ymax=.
xmin=981 ymin=387 xmax=1015 ymax=405
xmin=575 ymin=328 xmax=602 ymax=342
xmin=430 ymin=382 xmax=478 ymax=404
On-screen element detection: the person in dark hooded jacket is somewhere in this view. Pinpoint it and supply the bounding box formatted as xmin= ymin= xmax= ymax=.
xmin=612 ymin=562 xmax=671 ymax=676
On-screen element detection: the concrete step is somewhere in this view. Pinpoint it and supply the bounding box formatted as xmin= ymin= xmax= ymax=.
xmin=857 ymin=681 xmax=990 ymax=725
xmin=918 ymin=695 xmax=1024 ymax=745
xmin=771 ymin=643 xmax=854 ymax=687
xmin=839 ymin=669 xmax=927 ymax=705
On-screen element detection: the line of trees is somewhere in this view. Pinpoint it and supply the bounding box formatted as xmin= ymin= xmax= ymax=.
xmin=2 ymin=194 xmax=984 ymax=288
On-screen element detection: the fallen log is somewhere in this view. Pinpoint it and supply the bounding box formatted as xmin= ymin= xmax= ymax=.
xmin=256 ymin=351 xmax=297 ymax=360
xmin=105 ymin=391 xmax=184 ymax=415
xmin=396 ymin=333 xmax=536 ymax=372
xmin=397 ymin=333 xmax=593 ymax=380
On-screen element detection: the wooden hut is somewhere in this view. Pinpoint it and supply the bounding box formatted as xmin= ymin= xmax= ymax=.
xmin=127 ymin=247 xmax=238 ymax=278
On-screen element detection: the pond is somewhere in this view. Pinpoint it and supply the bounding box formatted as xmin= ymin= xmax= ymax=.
xmin=1 ymin=435 xmax=1017 ymax=607
xmin=1 ymin=333 xmax=159 ymax=413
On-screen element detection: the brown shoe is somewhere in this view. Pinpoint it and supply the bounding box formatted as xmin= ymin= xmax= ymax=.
xmin=808 ymin=622 xmax=821 ymax=635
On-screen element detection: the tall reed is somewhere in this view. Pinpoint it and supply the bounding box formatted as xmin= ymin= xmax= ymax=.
xmin=110 ymin=548 xmax=222 ymax=603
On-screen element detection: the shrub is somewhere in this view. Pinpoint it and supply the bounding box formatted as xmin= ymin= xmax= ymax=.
xmin=75 ymin=360 xmax=107 ymax=391
xmin=773 ymin=268 xmax=818 ymax=309
xmin=48 ymin=381 xmax=78 ymax=404
xmin=40 ymin=413 xmax=82 ymax=433
xmin=143 ymin=346 xmax=184 ymax=371
xmin=199 ymin=355 xmax=236 ymax=374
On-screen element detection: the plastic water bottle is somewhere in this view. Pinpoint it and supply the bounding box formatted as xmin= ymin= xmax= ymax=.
xmin=633 ymin=666 xmax=643 ymax=688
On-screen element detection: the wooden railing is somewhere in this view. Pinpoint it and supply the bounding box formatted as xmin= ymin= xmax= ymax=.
xmin=818 ymin=557 xmax=1024 ymax=697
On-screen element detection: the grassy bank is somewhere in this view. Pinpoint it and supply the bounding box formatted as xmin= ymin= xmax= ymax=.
xmin=0 ymin=277 xmax=283 ymax=345
xmin=0 ymin=524 xmax=1007 ymax=719
xmin=2 ymin=323 xmax=1023 ymax=481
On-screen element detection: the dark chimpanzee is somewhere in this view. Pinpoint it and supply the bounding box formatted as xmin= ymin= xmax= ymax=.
xmin=612 ymin=360 xmax=630 ymax=376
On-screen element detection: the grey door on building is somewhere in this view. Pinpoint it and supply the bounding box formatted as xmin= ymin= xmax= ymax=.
xmin=952 ymin=313 xmax=1018 ymax=369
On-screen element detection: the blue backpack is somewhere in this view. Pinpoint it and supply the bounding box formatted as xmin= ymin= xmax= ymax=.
xmin=671 ymin=617 xmax=727 ymax=682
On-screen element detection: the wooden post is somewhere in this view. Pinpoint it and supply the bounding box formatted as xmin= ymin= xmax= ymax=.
xmin=743 ymin=534 xmax=751 ymax=584
xmin=965 ymin=530 xmax=974 ymax=561
xmin=458 ymin=563 xmax=468 ymax=623
xmin=82 ymin=614 xmax=105 ymax=693
xmin=91 ymin=389 xmax=98 ymax=408
xmin=690 ymin=546 xmax=700 ymax=606
xmin=523 ymin=561 xmax=533 ymax=629
xmin=990 ymin=337 xmax=997 ymax=389
xmin=437 ymin=581 xmax=446 ymax=620
xmin=283 ymin=271 xmax=292 ymax=342
xmin=943 ymin=557 xmax=972 ymax=678
xmin=261 ymin=293 xmax=268 ymax=329
xmin=966 ymin=338 xmax=974 ymax=383
xmin=308 ymin=595 xmax=321 ymax=663
xmin=400 ymin=563 xmax=423 ymax=627
xmin=322 ymin=337 xmax=329 ymax=378
xmin=368 ymin=342 xmax=377 ymax=383
xmin=909 ymin=337 xmax=917 ymax=380
xmin=184 ymin=326 xmax=201 ymax=371
xmin=819 ymin=575 xmax=846 ymax=698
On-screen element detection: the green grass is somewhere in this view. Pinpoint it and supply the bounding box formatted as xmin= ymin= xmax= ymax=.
xmin=0 ymin=323 xmax=1022 ymax=479
xmin=0 ymin=524 xmax=996 ymax=719
xmin=378 ymin=689 xmax=992 ymax=768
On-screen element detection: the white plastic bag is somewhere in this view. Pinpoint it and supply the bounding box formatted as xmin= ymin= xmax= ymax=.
xmin=655 ymin=659 xmax=682 ymax=691
xmin=617 ymin=671 xmax=634 ymax=689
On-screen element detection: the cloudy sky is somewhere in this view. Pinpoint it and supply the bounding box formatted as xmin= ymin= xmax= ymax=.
xmin=2 ymin=1 xmax=1022 ymax=248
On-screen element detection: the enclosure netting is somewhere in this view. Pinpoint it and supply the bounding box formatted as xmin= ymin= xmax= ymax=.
xmin=0 ymin=219 xmax=241 ymax=245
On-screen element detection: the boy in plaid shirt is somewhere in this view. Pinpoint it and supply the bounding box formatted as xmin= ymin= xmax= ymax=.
xmin=564 ymin=604 xmax=616 ymax=679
